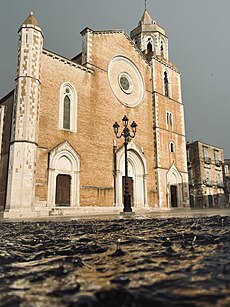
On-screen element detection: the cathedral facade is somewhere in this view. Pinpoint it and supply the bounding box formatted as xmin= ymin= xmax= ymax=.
xmin=0 ymin=10 xmax=189 ymax=218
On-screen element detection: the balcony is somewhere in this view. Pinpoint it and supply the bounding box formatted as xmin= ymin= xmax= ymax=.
xmin=203 ymin=179 xmax=213 ymax=187
xmin=217 ymin=182 xmax=224 ymax=188
xmin=215 ymin=160 xmax=222 ymax=167
xmin=204 ymin=157 xmax=211 ymax=164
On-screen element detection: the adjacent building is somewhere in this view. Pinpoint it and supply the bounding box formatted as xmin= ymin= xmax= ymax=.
xmin=0 ymin=10 xmax=189 ymax=218
xmin=187 ymin=141 xmax=225 ymax=208
xmin=223 ymin=159 xmax=230 ymax=206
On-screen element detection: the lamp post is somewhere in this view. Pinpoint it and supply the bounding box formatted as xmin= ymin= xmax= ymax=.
xmin=113 ymin=115 xmax=137 ymax=212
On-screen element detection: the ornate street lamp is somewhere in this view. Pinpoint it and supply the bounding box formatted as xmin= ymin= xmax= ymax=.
xmin=113 ymin=115 xmax=137 ymax=212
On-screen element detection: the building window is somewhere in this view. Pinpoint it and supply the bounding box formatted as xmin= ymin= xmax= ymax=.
xmin=145 ymin=36 xmax=153 ymax=54
xmin=214 ymin=150 xmax=221 ymax=166
xmin=217 ymin=172 xmax=224 ymax=188
xmin=161 ymin=41 xmax=164 ymax=57
xmin=205 ymin=170 xmax=212 ymax=186
xmin=217 ymin=172 xmax=221 ymax=183
xmin=164 ymin=72 xmax=169 ymax=97
xmin=170 ymin=142 xmax=175 ymax=153
xmin=203 ymin=147 xmax=209 ymax=158
xmin=147 ymin=41 xmax=153 ymax=53
xmin=63 ymin=95 xmax=70 ymax=129
xmin=203 ymin=147 xmax=211 ymax=164
xmin=214 ymin=150 xmax=219 ymax=160
xmin=187 ymin=149 xmax=190 ymax=162
xmin=166 ymin=111 xmax=173 ymax=128
xmin=59 ymin=83 xmax=77 ymax=132
xmin=225 ymin=165 xmax=229 ymax=174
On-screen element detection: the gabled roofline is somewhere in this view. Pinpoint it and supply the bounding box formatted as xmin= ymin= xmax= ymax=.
xmin=42 ymin=49 xmax=94 ymax=74
xmin=80 ymin=27 xmax=180 ymax=72
xmin=81 ymin=27 xmax=151 ymax=67
xmin=0 ymin=90 xmax=14 ymax=104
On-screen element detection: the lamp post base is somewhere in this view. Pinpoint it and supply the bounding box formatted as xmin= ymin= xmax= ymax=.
xmin=123 ymin=193 xmax=132 ymax=212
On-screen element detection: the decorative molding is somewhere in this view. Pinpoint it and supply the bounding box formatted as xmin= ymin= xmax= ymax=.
xmin=108 ymin=55 xmax=145 ymax=108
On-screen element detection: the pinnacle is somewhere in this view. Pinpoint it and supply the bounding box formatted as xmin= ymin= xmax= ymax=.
xmin=140 ymin=9 xmax=156 ymax=25
xmin=22 ymin=12 xmax=39 ymax=27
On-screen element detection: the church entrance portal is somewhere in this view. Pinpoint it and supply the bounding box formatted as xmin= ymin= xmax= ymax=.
xmin=166 ymin=165 xmax=183 ymax=208
xmin=48 ymin=141 xmax=80 ymax=208
xmin=122 ymin=176 xmax=134 ymax=207
xmin=114 ymin=142 xmax=148 ymax=208
xmin=170 ymin=185 xmax=178 ymax=207
xmin=55 ymin=174 xmax=71 ymax=206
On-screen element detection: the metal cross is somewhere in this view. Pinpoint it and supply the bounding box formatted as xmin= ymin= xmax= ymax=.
xmin=145 ymin=0 xmax=147 ymax=10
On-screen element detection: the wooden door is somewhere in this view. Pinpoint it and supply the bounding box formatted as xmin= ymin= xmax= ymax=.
xmin=208 ymin=195 xmax=213 ymax=208
xmin=189 ymin=195 xmax=195 ymax=208
xmin=170 ymin=185 xmax=178 ymax=207
xmin=122 ymin=176 xmax=134 ymax=207
xmin=55 ymin=174 xmax=71 ymax=206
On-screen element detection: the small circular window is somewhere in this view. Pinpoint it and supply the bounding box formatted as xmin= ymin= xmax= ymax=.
xmin=119 ymin=73 xmax=133 ymax=94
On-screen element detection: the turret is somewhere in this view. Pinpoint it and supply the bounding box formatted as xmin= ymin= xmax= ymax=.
xmin=12 ymin=12 xmax=43 ymax=142
xmin=5 ymin=13 xmax=43 ymax=215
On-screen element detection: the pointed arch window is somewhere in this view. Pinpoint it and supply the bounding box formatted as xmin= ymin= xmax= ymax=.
xmin=170 ymin=141 xmax=175 ymax=153
xmin=164 ymin=71 xmax=169 ymax=97
xmin=146 ymin=37 xmax=153 ymax=54
xmin=147 ymin=42 xmax=152 ymax=53
xmin=161 ymin=41 xmax=164 ymax=57
xmin=166 ymin=111 xmax=173 ymax=128
xmin=59 ymin=83 xmax=77 ymax=132
xmin=63 ymin=95 xmax=70 ymax=129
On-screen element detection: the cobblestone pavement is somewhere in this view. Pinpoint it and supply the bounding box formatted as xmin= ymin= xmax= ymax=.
xmin=0 ymin=213 xmax=229 ymax=306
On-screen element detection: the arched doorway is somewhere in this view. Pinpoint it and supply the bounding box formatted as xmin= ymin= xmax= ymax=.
xmin=114 ymin=142 xmax=148 ymax=208
xmin=48 ymin=141 xmax=80 ymax=208
xmin=167 ymin=164 xmax=183 ymax=208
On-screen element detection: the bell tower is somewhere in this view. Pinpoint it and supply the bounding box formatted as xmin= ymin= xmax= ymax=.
xmin=5 ymin=13 xmax=43 ymax=216
xmin=130 ymin=9 xmax=169 ymax=60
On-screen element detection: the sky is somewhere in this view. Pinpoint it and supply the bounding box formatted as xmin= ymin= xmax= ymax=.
xmin=0 ymin=0 xmax=230 ymax=156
